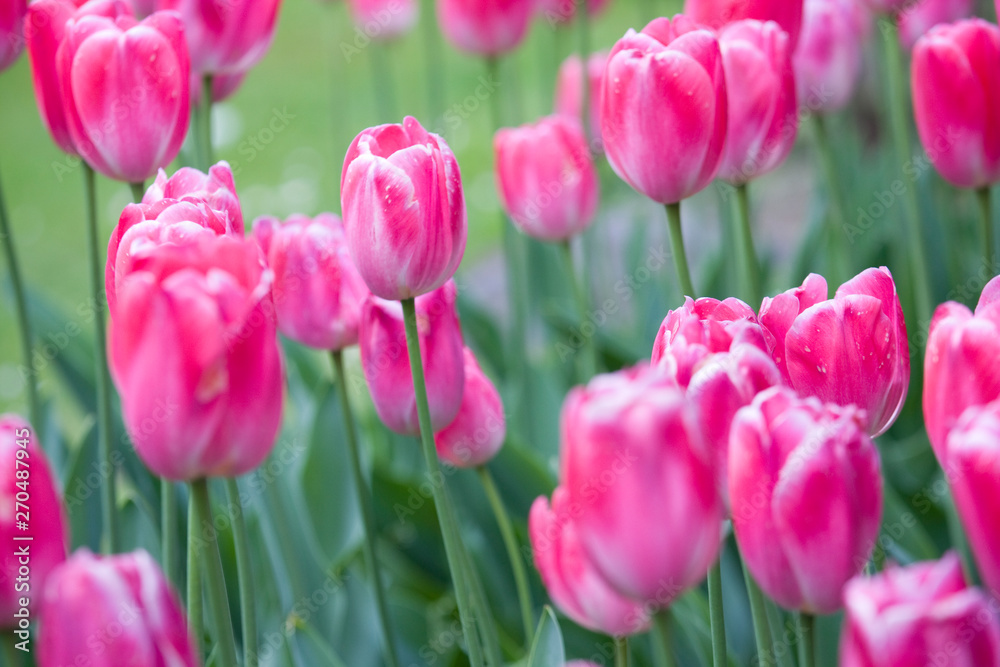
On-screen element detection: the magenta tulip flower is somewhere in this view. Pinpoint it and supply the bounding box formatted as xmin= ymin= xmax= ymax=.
xmin=840 ymin=553 xmax=1000 ymax=666
xmin=730 ymin=386 xmax=882 ymax=614
xmin=436 ymin=0 xmax=534 ymax=55
xmin=143 ymin=161 xmax=243 ymax=230
xmin=341 ymin=116 xmax=467 ymax=301
xmin=759 ymin=267 xmax=909 ymax=437
xmin=0 ymin=0 xmax=27 ymax=72
xmin=434 ymin=347 xmax=505 ymax=467
xmin=684 ymin=0 xmax=805 ymax=47
xmin=602 ymin=16 xmax=728 ymax=205
xmin=347 ymin=0 xmax=417 ymax=40
xmin=554 ymin=51 xmax=607 ymax=150
xmin=494 ymin=114 xmax=599 ymax=242
xmin=899 ymin=0 xmax=973 ymax=50
xmin=793 ymin=0 xmax=871 ymax=113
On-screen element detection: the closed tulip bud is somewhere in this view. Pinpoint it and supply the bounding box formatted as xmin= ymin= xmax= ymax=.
xmin=684 ymin=0 xmax=805 ymax=47
xmin=57 ymin=10 xmax=190 ymax=183
xmin=538 ymin=0 xmax=611 ymax=25
xmin=793 ymin=0 xmax=871 ymax=114
xmin=436 ymin=0 xmax=534 ymax=55
xmin=0 ymin=0 xmax=27 ymax=72
xmin=759 ymin=268 xmax=909 ymax=437
xmin=554 ymin=51 xmax=607 ymax=150
xmin=39 ymin=550 xmax=198 ymax=665
xmin=143 ymin=161 xmax=243 ymax=230
xmin=251 ymin=213 xmax=370 ymax=351
xmin=561 ymin=365 xmax=724 ymax=603
xmin=529 ymin=488 xmax=651 ymax=636
xmin=347 ymin=0 xmax=417 ymax=40
xmin=912 ymin=19 xmax=1000 ymax=189
xmin=360 ymin=281 xmax=465 ymax=436
xmin=730 ymin=386 xmax=882 ymax=614
xmin=899 ymin=0 xmax=972 ymax=50
xmin=434 ymin=348 xmax=504 ymax=467
xmin=341 ymin=116 xmax=467 ymax=300
xmin=494 ymin=115 xmax=598 ymax=242
xmin=109 ymin=234 xmax=283 ymax=480
xmin=923 ymin=275 xmax=1000 ymax=458
xmin=602 ymin=16 xmax=728 ymax=205
xmin=0 ymin=416 xmax=67 ymax=625
xmin=840 ymin=553 xmax=1000 ymax=666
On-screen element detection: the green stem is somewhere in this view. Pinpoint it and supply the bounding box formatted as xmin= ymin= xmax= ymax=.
xmin=615 ymin=636 xmax=629 ymax=667
xmin=664 ymin=202 xmax=696 ymax=299
xmin=880 ymin=21 xmax=933 ymax=329
xmin=330 ymin=350 xmax=399 ymax=667
xmin=297 ymin=621 xmax=349 ymax=667
xmin=187 ymin=488 xmax=204 ymax=657
xmin=732 ymin=183 xmax=763 ymax=307
xmin=224 ymin=477 xmax=258 ymax=667
xmin=797 ymin=613 xmax=814 ymax=667
xmin=977 ymin=186 xmax=994 ymax=267
xmin=652 ymin=611 xmax=677 ymax=667
xmin=578 ymin=2 xmax=591 ymax=144
xmin=742 ymin=560 xmax=774 ymax=667
xmin=2 ymin=632 xmax=19 ymax=666
xmin=161 ymin=478 xmax=178 ymax=588
xmin=369 ymin=44 xmax=396 ymax=123
xmin=477 ymin=465 xmax=534 ymax=647
xmin=456 ymin=536 xmax=503 ymax=666
xmin=707 ymin=559 xmax=726 ymax=667
xmin=400 ymin=297 xmax=484 ymax=667
xmin=190 ymin=479 xmax=239 ymax=667
xmin=561 ymin=239 xmax=596 ymax=380
xmin=764 ymin=599 xmax=794 ymax=667
xmin=811 ymin=114 xmax=851 ymax=283
xmin=421 ymin=0 xmax=445 ymax=123
xmin=0 ymin=162 xmax=40 ymax=430
xmin=129 ymin=181 xmax=145 ymax=203
xmin=84 ymin=164 xmax=117 ymax=554
xmin=199 ymin=75 xmax=214 ymax=170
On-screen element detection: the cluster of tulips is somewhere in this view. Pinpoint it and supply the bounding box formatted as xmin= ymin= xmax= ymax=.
xmin=4 ymin=0 xmax=1000 ymax=664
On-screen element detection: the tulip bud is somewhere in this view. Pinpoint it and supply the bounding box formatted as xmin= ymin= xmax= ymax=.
xmin=436 ymin=0 xmax=534 ymax=55
xmin=360 ymin=281 xmax=465 ymax=436
xmin=0 ymin=0 xmax=27 ymax=72
xmin=529 ymin=488 xmax=651 ymax=637
xmin=561 ymin=365 xmax=724 ymax=603
xmin=684 ymin=0 xmax=805 ymax=47
xmin=346 ymin=0 xmax=417 ymax=40
xmin=912 ymin=19 xmax=1000 ymax=190
xmin=494 ymin=115 xmax=598 ymax=242
xmin=0 ymin=416 xmax=67 ymax=626
xmin=793 ymin=0 xmax=871 ymax=114
xmin=898 ymin=0 xmax=972 ymax=50
xmin=434 ymin=348 xmax=504 ymax=467
xmin=109 ymin=234 xmax=284 ymax=480
xmin=840 ymin=553 xmax=1000 ymax=666
xmin=554 ymin=51 xmax=607 ymax=150
xmin=759 ymin=267 xmax=909 ymax=437
xmin=602 ymin=16 xmax=728 ymax=205
xmin=717 ymin=20 xmax=798 ymax=184
xmin=341 ymin=116 xmax=467 ymax=300
xmin=39 ymin=549 xmax=198 ymax=665
xmin=252 ymin=213 xmax=370 ymax=351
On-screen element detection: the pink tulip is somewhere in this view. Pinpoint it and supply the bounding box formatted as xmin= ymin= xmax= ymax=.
xmin=56 ymin=9 xmax=190 ymax=183
xmin=0 ymin=416 xmax=67 ymax=626
xmin=684 ymin=0 xmax=804 ymax=47
xmin=793 ymin=0 xmax=871 ymax=114
xmin=840 ymin=553 xmax=1000 ymax=666
xmin=341 ymin=116 xmax=467 ymax=301
xmin=38 ymin=549 xmax=198 ymax=665
xmin=251 ymin=213 xmax=370 ymax=351
xmin=346 ymin=0 xmax=417 ymax=40
xmin=899 ymin=0 xmax=973 ymax=50
xmin=923 ymin=275 xmax=1000 ymax=459
xmin=494 ymin=115 xmax=598 ymax=242
xmin=359 ymin=281 xmax=464 ymax=436
xmin=436 ymin=0 xmax=534 ymax=55
xmin=529 ymin=488 xmax=650 ymax=636
xmin=759 ymin=268 xmax=909 ymax=437
xmin=717 ymin=20 xmax=798 ymax=184
xmin=912 ymin=19 xmax=1000 ymax=189
xmin=143 ymin=161 xmax=243 ymax=230
xmin=537 ymin=0 xmax=611 ymax=25
xmin=554 ymin=51 xmax=607 ymax=150
xmin=729 ymin=386 xmax=882 ymax=614
xmin=602 ymin=16 xmax=728 ymax=205
xmin=434 ymin=347 xmax=504 ymax=467
xmin=561 ymin=365 xmax=724 ymax=603
xmin=25 ymin=0 xmax=131 ymax=155
xmin=157 ymin=0 xmax=282 ymax=75
xmin=109 ymin=233 xmax=283 ymax=480
xmin=0 ymin=0 xmax=27 ymax=72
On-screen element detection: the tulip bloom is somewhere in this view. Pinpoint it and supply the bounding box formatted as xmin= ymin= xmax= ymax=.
xmin=346 ymin=0 xmax=417 ymax=40
xmin=602 ymin=17 xmax=727 ymax=205
xmin=561 ymin=365 xmax=724 ymax=603
xmin=56 ymin=9 xmax=190 ymax=183
xmin=109 ymin=234 xmax=284 ymax=480
xmin=759 ymin=268 xmax=909 ymax=437
xmin=793 ymin=0 xmax=871 ymax=114
xmin=529 ymin=488 xmax=650 ymax=637
xmin=436 ymin=0 xmax=534 ymax=55
xmin=923 ymin=275 xmax=1000 ymax=458
xmin=912 ymin=19 xmax=1000 ymax=189
xmin=684 ymin=0 xmax=804 ymax=47
xmin=899 ymin=0 xmax=973 ymax=50
xmin=341 ymin=116 xmax=467 ymax=301
xmin=434 ymin=348 xmax=504 ymax=467
xmin=143 ymin=161 xmax=244 ymax=230
xmin=494 ymin=115 xmax=599 ymax=242
xmin=0 ymin=416 xmax=67 ymax=624
xmin=729 ymin=386 xmax=882 ymax=614
xmin=39 ymin=549 xmax=198 ymax=665
xmin=840 ymin=553 xmax=1000 ymax=666
xmin=0 ymin=0 xmax=27 ymax=72
xmin=554 ymin=51 xmax=607 ymax=149
xmin=360 ymin=281 xmax=465 ymax=436
xmin=252 ymin=213 xmax=370 ymax=351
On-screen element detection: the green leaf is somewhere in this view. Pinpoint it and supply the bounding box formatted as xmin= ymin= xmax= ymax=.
xmin=527 ymin=606 xmax=565 ymax=667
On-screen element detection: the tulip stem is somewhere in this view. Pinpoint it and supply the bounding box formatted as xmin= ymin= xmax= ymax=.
xmin=330 ymin=350 xmax=400 ymax=667
xmin=477 ymin=465 xmax=534 ymax=647
xmin=562 ymin=239 xmax=597 ymax=380
xmin=707 ymin=559 xmax=727 ymax=667
xmin=0 ymin=161 xmax=40 ymax=431
xmin=1 ymin=632 xmax=19 ymax=667
xmin=401 ymin=297 xmax=485 ymax=667
xmin=187 ymin=488 xmax=204 ymax=657
xmin=732 ymin=183 xmax=763 ymax=307
xmin=652 ymin=610 xmax=677 ymax=667
xmin=578 ymin=1 xmax=591 ymax=145
xmin=615 ymin=636 xmax=629 ymax=667
xmin=977 ymin=186 xmax=994 ymax=267
xmin=421 ymin=0 xmax=445 ymax=123
xmin=224 ymin=478 xmax=258 ymax=667
xmin=190 ymin=478 xmax=239 ymax=667
xmin=369 ymin=44 xmax=397 ymax=123
xmin=199 ymin=75 xmax=214 ymax=170
xmin=664 ymin=202 xmax=696 ymax=299
xmin=741 ymin=559 xmax=774 ymax=665
xmin=84 ymin=164 xmax=118 ymax=554
xmin=764 ymin=598 xmax=794 ymax=667
xmin=811 ymin=114 xmax=851 ymax=283
xmin=456 ymin=533 xmax=503 ymax=666
xmin=797 ymin=613 xmax=815 ymax=667
xmin=162 ymin=479 xmax=178 ymax=587
xmin=129 ymin=181 xmax=145 ymax=203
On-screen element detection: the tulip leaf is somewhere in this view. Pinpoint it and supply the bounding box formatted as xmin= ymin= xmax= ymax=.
xmin=527 ymin=606 xmax=565 ymax=667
